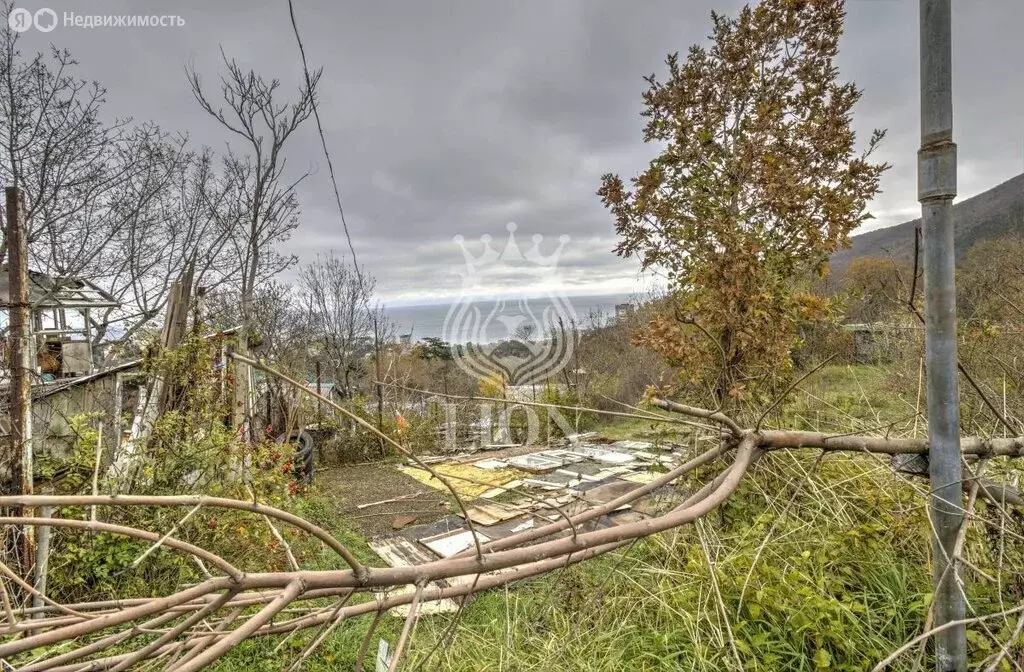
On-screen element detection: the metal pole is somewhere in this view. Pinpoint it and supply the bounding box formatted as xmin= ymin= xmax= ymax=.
xmin=315 ymin=360 xmax=322 ymax=427
xmin=32 ymin=504 xmax=51 ymax=617
xmin=918 ymin=1 xmax=964 ymax=670
xmin=372 ymin=317 xmax=385 ymax=455
xmin=6 ymin=186 xmax=34 ymax=574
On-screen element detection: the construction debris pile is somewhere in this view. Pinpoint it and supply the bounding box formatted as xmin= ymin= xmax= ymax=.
xmin=369 ymin=434 xmax=696 ymax=614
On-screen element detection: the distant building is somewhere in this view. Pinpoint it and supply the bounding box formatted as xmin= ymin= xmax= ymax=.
xmin=614 ymin=303 xmax=635 ymax=321
xmin=844 ymin=322 xmax=923 ymax=363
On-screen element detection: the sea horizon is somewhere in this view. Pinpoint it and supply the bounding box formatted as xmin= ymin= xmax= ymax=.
xmin=383 ymin=291 xmax=641 ymax=343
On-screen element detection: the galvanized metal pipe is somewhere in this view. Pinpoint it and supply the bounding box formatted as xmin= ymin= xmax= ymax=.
xmin=918 ymin=1 xmax=965 ymax=669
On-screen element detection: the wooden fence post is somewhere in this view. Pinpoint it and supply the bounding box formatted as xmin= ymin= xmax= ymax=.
xmin=6 ymin=185 xmax=34 ymax=575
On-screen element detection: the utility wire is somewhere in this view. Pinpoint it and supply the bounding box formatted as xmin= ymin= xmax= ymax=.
xmin=286 ymin=0 xmax=366 ymax=292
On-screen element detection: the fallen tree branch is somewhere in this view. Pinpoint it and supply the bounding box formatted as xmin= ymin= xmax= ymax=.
xmin=648 ymin=397 xmax=744 ymax=436
xmin=4 ymin=393 xmax=1024 ymax=669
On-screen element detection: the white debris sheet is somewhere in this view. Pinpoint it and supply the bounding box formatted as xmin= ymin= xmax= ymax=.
xmin=507 ymin=454 xmax=564 ymax=472
xmin=421 ymin=529 xmax=492 ymax=558
xmin=569 ymin=445 xmax=635 ymax=464
xmin=471 ymin=458 xmax=508 ymax=469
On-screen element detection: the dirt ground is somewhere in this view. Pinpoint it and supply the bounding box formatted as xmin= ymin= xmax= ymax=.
xmin=317 ymin=463 xmax=454 ymax=537
xmin=315 ymin=443 xmax=563 ymax=537
xmin=315 ymin=438 xmax=651 ymax=538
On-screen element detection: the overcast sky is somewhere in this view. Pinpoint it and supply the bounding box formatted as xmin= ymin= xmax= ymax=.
xmin=15 ymin=0 xmax=1024 ymax=304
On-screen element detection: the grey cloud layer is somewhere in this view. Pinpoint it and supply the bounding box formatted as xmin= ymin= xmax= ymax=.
xmin=19 ymin=0 xmax=1024 ymax=300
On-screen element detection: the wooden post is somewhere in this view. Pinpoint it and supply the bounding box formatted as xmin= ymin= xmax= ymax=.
xmin=6 ymin=186 xmax=33 ymax=573
xmin=194 ymin=285 xmax=207 ymax=330
xmin=265 ymin=386 xmax=272 ymax=434
xmin=83 ymin=307 xmax=93 ymax=375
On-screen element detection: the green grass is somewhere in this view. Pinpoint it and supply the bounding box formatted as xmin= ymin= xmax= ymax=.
xmin=596 ymin=415 xmax=694 ymax=444
xmin=777 ymin=364 xmax=913 ymax=433
xmin=397 ymin=451 xmax=939 ymax=672
xmin=209 ymin=364 xmax=1021 ymax=671
xmin=591 ymin=364 xmax=911 ymax=440
xmin=63 ymin=363 xmax=1023 ymax=671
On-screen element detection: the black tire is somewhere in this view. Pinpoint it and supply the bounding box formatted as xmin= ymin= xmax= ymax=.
xmin=275 ymin=430 xmax=315 ymax=484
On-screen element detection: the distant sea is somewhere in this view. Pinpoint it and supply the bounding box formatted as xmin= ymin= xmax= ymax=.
xmin=384 ymin=293 xmax=635 ymax=343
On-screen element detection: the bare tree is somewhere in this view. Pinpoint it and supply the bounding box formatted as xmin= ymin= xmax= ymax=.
xmin=247 ymin=281 xmax=314 ymax=435
xmin=299 ymin=252 xmax=379 ymax=399
xmin=0 ymin=24 xmax=239 ymax=365
xmin=86 ymin=145 xmax=240 ymax=359
xmin=0 ymin=22 xmax=148 ymax=277
xmin=187 ymin=51 xmax=320 ymax=431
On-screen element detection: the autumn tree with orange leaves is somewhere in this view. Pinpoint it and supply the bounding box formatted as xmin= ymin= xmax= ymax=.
xmin=599 ymin=0 xmax=889 ymax=410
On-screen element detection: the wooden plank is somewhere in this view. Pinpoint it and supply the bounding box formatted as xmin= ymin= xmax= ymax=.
xmin=459 ymin=501 xmax=521 ymax=525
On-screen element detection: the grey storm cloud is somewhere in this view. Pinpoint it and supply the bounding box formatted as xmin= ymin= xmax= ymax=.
xmin=14 ymin=0 xmax=1024 ymax=301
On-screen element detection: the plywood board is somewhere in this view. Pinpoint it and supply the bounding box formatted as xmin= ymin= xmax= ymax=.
xmin=581 ymin=480 xmax=642 ymax=505
xmin=369 ymin=536 xmax=437 ymax=568
xmin=478 ymin=479 xmax=524 ymax=499
xmin=399 ymin=463 xmax=527 ymax=498
xmin=461 ymin=502 xmax=521 ymax=526
xmin=460 ymin=507 xmax=501 ymax=526
xmin=370 ymin=539 xmax=463 ymax=616
xmin=620 ymin=471 xmax=659 ymax=484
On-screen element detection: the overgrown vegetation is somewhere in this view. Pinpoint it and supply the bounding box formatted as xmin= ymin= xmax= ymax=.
xmin=6 ymin=0 xmax=1024 ymax=669
xmin=41 ymin=329 xmax=303 ymax=605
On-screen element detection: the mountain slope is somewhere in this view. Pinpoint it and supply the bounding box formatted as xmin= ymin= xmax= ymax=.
xmin=831 ymin=172 xmax=1024 ymax=273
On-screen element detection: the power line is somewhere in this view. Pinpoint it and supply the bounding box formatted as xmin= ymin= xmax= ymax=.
xmin=286 ymin=0 xmax=366 ymax=292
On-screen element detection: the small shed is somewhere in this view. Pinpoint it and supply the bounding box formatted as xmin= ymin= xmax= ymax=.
xmin=844 ymin=322 xmax=923 ymax=364
xmin=0 ymin=359 xmax=146 ymax=484
xmin=0 ymin=269 xmax=120 ymax=378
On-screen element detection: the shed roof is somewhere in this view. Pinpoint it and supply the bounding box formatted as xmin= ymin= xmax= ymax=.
xmin=0 ymin=268 xmax=119 ymax=309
